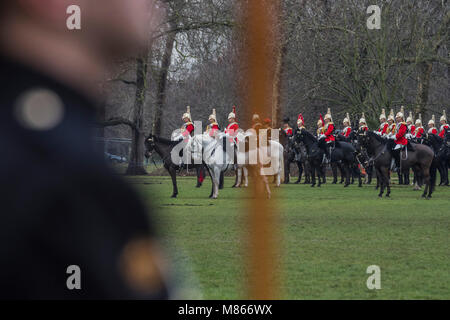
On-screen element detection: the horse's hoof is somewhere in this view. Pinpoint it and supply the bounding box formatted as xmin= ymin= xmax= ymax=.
xmin=421 ymin=194 xmax=426 ymax=198
xmin=332 ymin=181 xmax=337 ymax=184
xmin=311 ymin=185 xmax=315 ymax=188
xmin=171 ymin=195 xmax=177 ymax=198
xmin=295 ymin=181 xmax=300 ymax=184
xmin=378 ymin=194 xmax=383 ymax=198
xmin=358 ymin=184 xmax=362 ymax=188
xmin=344 ymin=184 xmax=349 ymax=188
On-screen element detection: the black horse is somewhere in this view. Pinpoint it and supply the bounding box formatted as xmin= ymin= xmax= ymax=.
xmin=357 ymin=130 xmax=435 ymax=198
xmin=145 ymin=134 xmax=223 ymax=198
xmin=294 ymin=129 xmax=357 ymax=187
xmin=425 ymin=133 xmax=448 ymax=186
xmin=280 ymin=131 xmax=310 ymax=184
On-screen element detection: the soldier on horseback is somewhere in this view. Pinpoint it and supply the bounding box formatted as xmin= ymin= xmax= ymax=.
xmin=359 ymin=113 xmax=369 ymax=132
xmin=205 ymin=108 xmax=220 ymax=137
xmin=406 ymin=111 xmax=416 ymax=138
xmin=316 ymin=115 xmax=325 ymax=138
xmin=181 ymin=106 xmax=195 ymax=138
xmin=318 ymin=108 xmax=335 ymax=164
xmin=428 ymin=115 xmax=438 ymax=135
xmin=225 ymin=106 xmax=239 ymax=163
xmin=341 ymin=113 xmax=352 ymax=138
xmin=297 ymin=114 xmax=306 ymax=131
xmin=389 ymin=108 xmax=409 ymax=172
xmin=378 ymin=109 xmax=389 ymax=136
xmin=282 ymin=117 xmax=293 ymax=137
xmin=414 ymin=114 xmax=425 ymax=140
xmin=439 ymin=110 xmax=449 ymax=138
xmin=387 ymin=109 xmax=396 ymax=135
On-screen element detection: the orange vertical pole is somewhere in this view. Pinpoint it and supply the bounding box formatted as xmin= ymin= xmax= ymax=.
xmin=242 ymin=0 xmax=280 ymax=300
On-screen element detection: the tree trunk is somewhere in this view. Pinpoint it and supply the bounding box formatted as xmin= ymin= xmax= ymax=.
xmin=415 ymin=62 xmax=433 ymax=115
xmin=152 ymin=25 xmax=177 ymax=136
xmin=126 ymin=56 xmax=148 ymax=175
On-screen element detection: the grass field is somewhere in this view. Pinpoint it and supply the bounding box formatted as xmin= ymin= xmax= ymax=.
xmin=128 ymin=175 xmax=449 ymax=300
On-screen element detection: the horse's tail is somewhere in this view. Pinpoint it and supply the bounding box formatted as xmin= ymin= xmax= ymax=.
xmin=280 ymin=146 xmax=285 ymax=183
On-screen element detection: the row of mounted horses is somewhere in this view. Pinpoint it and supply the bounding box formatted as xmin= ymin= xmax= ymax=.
xmin=145 ymin=128 xmax=450 ymax=199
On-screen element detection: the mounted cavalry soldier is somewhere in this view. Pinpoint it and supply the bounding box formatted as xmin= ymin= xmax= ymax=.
xmin=389 ymin=109 xmax=409 ymax=172
xmin=282 ymin=117 xmax=293 ymax=136
xmin=439 ymin=110 xmax=449 ymax=138
xmin=251 ymin=113 xmax=263 ymax=131
xmin=378 ymin=109 xmax=389 ymax=136
xmin=428 ymin=115 xmax=438 ymax=135
xmin=359 ymin=113 xmax=369 ymax=132
xmin=181 ymin=106 xmax=195 ymax=139
xmin=297 ymin=114 xmax=306 ymax=131
xmin=406 ymin=111 xmax=416 ymax=137
xmin=318 ymin=108 xmax=335 ymax=163
xmin=414 ymin=114 xmax=425 ymax=139
xmin=341 ymin=113 xmax=352 ymax=137
xmin=387 ymin=109 xmax=396 ymax=135
xmin=205 ymin=109 xmax=220 ymax=137
xmin=317 ymin=114 xmax=325 ymax=138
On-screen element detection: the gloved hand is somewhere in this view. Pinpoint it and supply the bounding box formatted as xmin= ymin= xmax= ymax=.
xmin=376 ymin=131 xmax=382 ymax=136
xmin=389 ymin=135 xmax=396 ymax=140
xmin=319 ymin=134 xmax=325 ymax=139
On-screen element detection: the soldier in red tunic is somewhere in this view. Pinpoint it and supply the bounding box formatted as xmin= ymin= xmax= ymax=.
xmin=224 ymin=106 xmax=239 ymax=162
xmin=341 ymin=113 xmax=351 ymax=137
xmin=389 ymin=110 xmax=409 ymax=172
xmin=406 ymin=112 xmax=416 ymax=137
xmin=378 ymin=109 xmax=389 ymax=136
xmin=439 ymin=110 xmax=449 ymax=138
xmin=297 ymin=114 xmax=306 ymax=132
xmin=283 ymin=117 xmax=293 ymax=137
xmin=318 ymin=108 xmax=335 ymax=163
xmin=205 ymin=109 xmax=220 ymax=137
xmin=181 ymin=106 xmax=194 ymax=139
xmin=428 ymin=115 xmax=438 ymax=135
xmin=414 ymin=115 xmax=424 ymax=139
xmin=359 ymin=113 xmax=369 ymax=132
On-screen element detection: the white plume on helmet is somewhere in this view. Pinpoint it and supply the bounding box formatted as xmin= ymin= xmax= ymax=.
xmin=359 ymin=112 xmax=366 ymax=124
xmin=440 ymin=110 xmax=447 ymax=122
xmin=182 ymin=106 xmax=192 ymax=121
xmin=396 ymin=106 xmax=405 ymax=119
xmin=388 ymin=109 xmax=395 ymax=121
xmin=379 ymin=108 xmax=386 ymax=121
xmin=343 ymin=112 xmax=350 ymax=125
xmin=228 ymin=106 xmax=236 ymax=120
xmin=209 ymin=108 xmax=217 ymax=121
xmin=324 ymin=108 xmax=332 ymax=121
xmin=407 ymin=111 xmax=413 ymax=123
xmin=415 ymin=113 xmax=422 ymax=126
xmin=428 ymin=115 xmax=435 ymax=126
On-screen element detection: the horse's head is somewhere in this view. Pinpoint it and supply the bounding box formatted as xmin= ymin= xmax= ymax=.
xmin=356 ymin=129 xmax=370 ymax=148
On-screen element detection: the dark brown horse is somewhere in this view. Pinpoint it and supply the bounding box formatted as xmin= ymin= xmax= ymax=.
xmin=357 ymin=130 xmax=435 ymax=198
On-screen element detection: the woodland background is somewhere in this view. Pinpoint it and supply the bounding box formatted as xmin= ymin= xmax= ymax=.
xmin=98 ymin=0 xmax=449 ymax=174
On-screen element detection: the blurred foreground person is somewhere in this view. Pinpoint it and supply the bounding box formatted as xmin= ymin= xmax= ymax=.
xmin=0 ymin=1 xmax=169 ymax=299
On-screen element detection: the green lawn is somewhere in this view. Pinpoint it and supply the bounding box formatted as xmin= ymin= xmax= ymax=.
xmin=128 ymin=175 xmax=449 ymax=300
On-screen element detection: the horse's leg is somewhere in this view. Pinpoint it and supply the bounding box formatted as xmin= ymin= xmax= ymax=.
xmin=168 ymin=166 xmax=178 ymax=198
xmin=235 ymin=166 xmax=242 ymax=188
xmin=331 ymin=162 xmax=338 ymax=184
xmin=367 ymin=164 xmax=373 ymax=185
xmin=212 ymin=167 xmax=222 ymax=199
xmin=344 ymin=163 xmax=350 ymax=187
xmin=311 ymin=164 xmax=316 ymax=187
xmin=219 ymin=171 xmax=224 ymax=190
xmin=340 ymin=163 xmax=345 ymax=184
xmin=284 ymin=157 xmax=290 ymax=184
xmin=296 ymin=161 xmax=303 ymax=184
xmin=377 ymin=167 xmax=386 ymax=197
xmin=317 ymin=165 xmax=322 ymax=187
xmin=243 ymin=167 xmax=249 ymax=187
xmin=206 ymin=166 xmax=214 ymax=198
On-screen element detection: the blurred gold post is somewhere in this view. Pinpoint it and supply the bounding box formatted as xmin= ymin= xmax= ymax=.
xmin=241 ymin=0 xmax=280 ymax=300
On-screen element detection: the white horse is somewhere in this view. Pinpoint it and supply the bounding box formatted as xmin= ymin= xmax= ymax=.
xmin=189 ymin=132 xmax=284 ymax=199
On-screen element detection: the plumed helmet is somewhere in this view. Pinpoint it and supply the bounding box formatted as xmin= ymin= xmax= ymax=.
xmin=415 ymin=113 xmax=422 ymax=126
xmin=388 ymin=109 xmax=395 ymax=121
xmin=252 ymin=114 xmax=260 ymax=122
xmin=440 ymin=110 xmax=447 ymax=122
xmin=228 ymin=106 xmax=237 ymax=120
xmin=182 ymin=106 xmax=192 ymax=121
xmin=379 ymin=108 xmax=387 ymax=121
xmin=324 ymin=108 xmax=332 ymax=121
xmin=359 ymin=113 xmax=366 ymax=124
xmin=396 ymin=106 xmax=405 ymax=119
xmin=209 ymin=108 xmax=217 ymax=121
xmin=297 ymin=114 xmax=304 ymax=125
xmin=343 ymin=112 xmax=350 ymax=125
xmin=407 ymin=111 xmax=413 ymax=123
xmin=428 ymin=115 xmax=435 ymax=126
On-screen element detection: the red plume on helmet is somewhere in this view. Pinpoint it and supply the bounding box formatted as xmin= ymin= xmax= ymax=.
xmin=298 ymin=114 xmax=304 ymax=123
xmin=319 ymin=114 xmax=324 ymax=126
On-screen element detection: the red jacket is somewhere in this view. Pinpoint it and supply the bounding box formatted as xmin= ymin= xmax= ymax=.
xmin=395 ymin=122 xmax=408 ymax=145
xmin=182 ymin=122 xmax=194 ymax=137
xmin=206 ymin=123 xmax=219 ymax=137
xmin=428 ymin=127 xmax=438 ymax=135
xmin=284 ymin=127 xmax=293 ymax=136
xmin=341 ymin=127 xmax=351 ymax=137
xmin=360 ymin=125 xmax=369 ymax=132
xmin=324 ymin=123 xmax=335 ymax=142
xmin=439 ymin=124 xmax=449 ymax=138
xmin=225 ymin=122 xmax=239 ymax=136
xmin=379 ymin=123 xmax=389 ymax=135
xmin=408 ymin=125 xmax=416 ymax=135
xmin=415 ymin=127 xmax=424 ymax=138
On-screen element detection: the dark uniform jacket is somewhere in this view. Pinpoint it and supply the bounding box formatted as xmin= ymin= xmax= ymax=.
xmin=0 ymin=55 xmax=168 ymax=299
